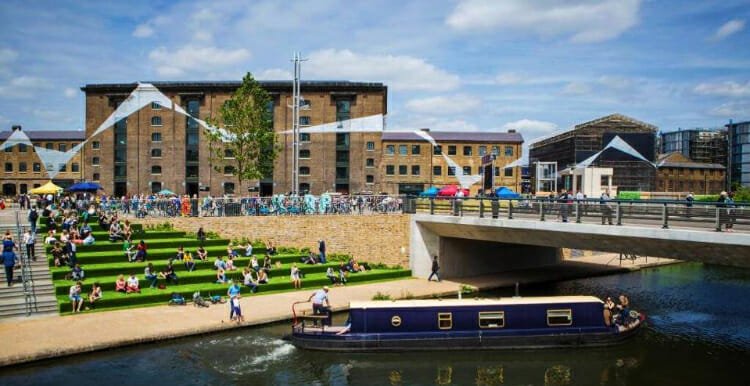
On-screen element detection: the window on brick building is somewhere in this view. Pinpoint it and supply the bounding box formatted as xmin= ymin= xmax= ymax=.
xmin=399 ymin=165 xmax=407 ymax=175
xmin=151 ymin=165 xmax=162 ymax=174
xmin=18 ymin=162 xmax=27 ymax=172
xmin=433 ymin=166 xmax=442 ymax=175
xmin=71 ymin=163 xmax=80 ymax=173
xmin=299 ymin=116 xmax=311 ymax=126
xmin=463 ymin=166 xmax=471 ymax=175
xmin=18 ymin=144 xmax=27 ymax=152
xmin=4 ymin=162 xmax=13 ymax=172
xmin=151 ymin=102 xmax=161 ymax=110
xmin=385 ymin=145 xmax=395 ymax=155
xmin=448 ymin=145 xmax=456 ymax=155
xmin=224 ymin=183 xmax=236 ymax=195
xmin=300 ymin=133 xmax=311 ymax=142
xmin=386 ymin=165 xmax=395 ymax=175
xmin=448 ymin=166 xmax=456 ymax=176
xmin=59 ymin=143 xmax=67 ymax=152
xmin=45 ymin=143 xmax=53 ymax=150
xmin=433 ymin=145 xmax=442 ymax=155
xmin=299 ymin=149 xmax=311 ymax=159
xmin=504 ymin=168 xmax=513 ymax=177
xmin=479 ymin=146 xmax=487 ymax=156
xmin=224 ymin=166 xmax=235 ymax=175
xmin=33 ymin=163 xmax=41 ymax=172
xmin=92 ymin=141 xmax=100 ymax=150
xmin=463 ymin=146 xmax=472 ymax=156
xmin=151 ymin=132 xmax=162 ymax=142
xmin=151 ymin=148 xmax=162 ymax=158
xmin=505 ymin=146 xmax=513 ymax=156
xmin=366 ymin=158 xmax=375 ymax=167
xmin=299 ymin=166 xmax=310 ymax=176
xmin=93 ymin=173 xmax=100 ymax=181
xmin=399 ymin=145 xmax=408 ymax=155
xmin=299 ymin=183 xmax=310 ymax=193
xmin=411 ymin=165 xmax=420 ymax=175
xmin=366 ymin=175 xmax=374 ymax=183
xmin=151 ymin=116 xmax=162 ymax=126
xmin=412 ymin=145 xmax=421 ymax=155
xmin=366 ymin=141 xmax=375 ymax=150
xmin=59 ymin=163 xmax=66 ymax=172
xmin=92 ymin=157 xmax=100 ymax=166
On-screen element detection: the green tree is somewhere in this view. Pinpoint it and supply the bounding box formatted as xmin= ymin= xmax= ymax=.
xmin=205 ymin=73 xmax=277 ymax=193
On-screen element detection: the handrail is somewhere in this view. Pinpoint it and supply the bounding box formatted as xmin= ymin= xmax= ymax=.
xmin=15 ymin=210 xmax=37 ymax=316
xmin=291 ymin=300 xmax=310 ymax=325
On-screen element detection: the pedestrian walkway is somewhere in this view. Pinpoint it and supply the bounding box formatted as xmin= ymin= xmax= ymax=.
xmin=0 ymin=277 xmax=460 ymax=367
xmin=0 ymin=210 xmax=57 ymax=319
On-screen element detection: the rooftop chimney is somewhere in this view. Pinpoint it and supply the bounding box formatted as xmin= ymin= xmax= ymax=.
xmin=11 ymin=125 xmax=21 ymax=131
xmin=420 ymin=128 xmax=430 ymax=132
xmin=507 ymin=129 xmax=516 ymax=133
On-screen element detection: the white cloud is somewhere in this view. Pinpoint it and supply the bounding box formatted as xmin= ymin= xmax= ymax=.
xmin=0 ymin=48 xmax=18 ymax=64
xmin=132 ymin=24 xmax=154 ymax=38
xmin=709 ymin=101 xmax=750 ymax=117
xmin=446 ymin=0 xmax=641 ymax=43
xmin=561 ymin=82 xmax=592 ymax=95
xmin=256 ymin=68 xmax=293 ymax=80
xmin=694 ymin=81 xmax=750 ymax=97
xmin=501 ymin=119 xmax=557 ymax=133
xmin=406 ymin=94 xmax=481 ymax=115
xmin=63 ymin=88 xmax=77 ymax=98
xmin=148 ymin=45 xmax=251 ymax=77
xmin=712 ymin=19 xmax=745 ymax=41
xmin=0 ymin=76 xmax=51 ymax=99
xmin=305 ymin=49 xmax=460 ymax=91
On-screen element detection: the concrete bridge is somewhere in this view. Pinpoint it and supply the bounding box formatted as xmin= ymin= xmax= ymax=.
xmin=410 ymin=209 xmax=750 ymax=279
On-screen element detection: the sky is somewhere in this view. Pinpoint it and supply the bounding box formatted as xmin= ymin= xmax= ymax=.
xmin=0 ymin=0 xmax=749 ymax=145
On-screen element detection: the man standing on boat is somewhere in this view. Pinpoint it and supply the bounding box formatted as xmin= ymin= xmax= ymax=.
xmin=308 ymin=286 xmax=331 ymax=326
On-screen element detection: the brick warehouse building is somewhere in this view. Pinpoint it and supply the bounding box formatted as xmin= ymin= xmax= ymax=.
xmin=81 ymin=81 xmax=387 ymax=197
xmin=0 ymin=126 xmax=84 ymax=196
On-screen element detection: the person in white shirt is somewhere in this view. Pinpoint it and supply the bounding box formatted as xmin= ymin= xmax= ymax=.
xmin=23 ymin=229 xmax=35 ymax=261
xmin=126 ymin=274 xmax=140 ymax=293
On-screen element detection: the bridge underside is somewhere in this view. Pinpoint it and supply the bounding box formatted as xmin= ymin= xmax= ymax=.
xmin=410 ymin=215 xmax=750 ymax=278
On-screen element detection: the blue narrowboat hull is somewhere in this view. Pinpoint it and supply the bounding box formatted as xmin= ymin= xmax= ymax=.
xmin=290 ymin=324 xmax=643 ymax=352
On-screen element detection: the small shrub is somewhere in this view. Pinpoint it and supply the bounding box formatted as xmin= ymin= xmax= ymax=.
xmin=206 ymin=231 xmax=221 ymax=239
xmin=460 ymin=284 xmax=475 ymax=294
xmin=372 ymin=292 xmax=392 ymax=301
xmin=145 ymin=222 xmax=174 ymax=231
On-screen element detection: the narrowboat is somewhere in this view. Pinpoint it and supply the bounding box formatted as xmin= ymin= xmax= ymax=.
xmin=290 ymin=296 xmax=644 ymax=351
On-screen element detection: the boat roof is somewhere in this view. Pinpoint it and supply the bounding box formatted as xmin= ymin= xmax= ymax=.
xmin=350 ymin=296 xmax=603 ymax=309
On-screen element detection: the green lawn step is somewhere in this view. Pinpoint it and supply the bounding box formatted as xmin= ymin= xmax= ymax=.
xmin=50 ymin=254 xmax=311 ymax=282
xmin=56 ymin=269 xmax=412 ymax=313
xmin=47 ymin=245 xmax=234 ymax=265
xmin=45 ymin=238 xmax=229 ymax=253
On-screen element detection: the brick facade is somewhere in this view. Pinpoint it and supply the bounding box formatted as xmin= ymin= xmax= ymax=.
xmin=138 ymin=214 xmax=411 ymax=267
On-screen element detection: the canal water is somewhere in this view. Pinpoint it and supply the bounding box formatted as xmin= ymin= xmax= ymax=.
xmin=2 ymin=262 xmax=749 ymax=385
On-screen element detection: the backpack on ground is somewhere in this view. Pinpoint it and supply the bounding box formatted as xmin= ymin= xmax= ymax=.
xmin=168 ymin=292 xmax=186 ymax=305
xmin=192 ymin=291 xmax=210 ymax=308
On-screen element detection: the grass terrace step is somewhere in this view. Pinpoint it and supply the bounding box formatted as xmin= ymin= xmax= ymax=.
xmin=47 ymin=245 xmax=245 ymax=265
xmin=50 ymin=253 xmax=308 ymax=281
xmin=45 ymin=237 xmax=232 ymax=253
xmin=53 ymin=260 xmax=339 ymax=294
xmin=56 ymin=269 xmax=412 ymax=313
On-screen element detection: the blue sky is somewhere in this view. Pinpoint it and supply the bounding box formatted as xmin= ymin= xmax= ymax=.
xmin=0 ymin=0 xmax=748 ymax=144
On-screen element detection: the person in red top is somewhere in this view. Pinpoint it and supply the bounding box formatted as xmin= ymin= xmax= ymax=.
xmin=135 ymin=240 xmax=148 ymax=262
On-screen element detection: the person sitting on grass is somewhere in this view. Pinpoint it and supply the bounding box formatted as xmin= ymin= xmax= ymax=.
xmin=184 ymin=251 xmax=196 ymax=272
xmin=326 ymin=267 xmax=338 ymax=285
xmin=87 ymin=282 xmax=102 ymax=310
xmin=214 ymin=256 xmax=227 ymax=271
xmin=216 ymin=267 xmax=228 ymax=284
xmin=262 ymin=254 xmax=272 ymax=272
xmin=126 ymin=273 xmax=140 ymax=294
xmin=135 ymin=240 xmax=148 ymax=262
xmin=196 ymin=246 xmax=207 ymax=261
xmin=256 ymin=268 xmax=269 ymax=284
xmin=71 ymin=263 xmax=85 ymax=281
xmin=115 ymin=274 xmax=127 ymax=293
xmin=123 ymin=220 xmax=132 ymax=242
xmin=243 ymin=242 xmax=253 ymax=257
xmin=79 ymin=222 xmax=92 ymax=239
xmin=160 ymin=263 xmax=178 ymax=285
xmin=290 ymin=264 xmax=302 ymax=289
xmin=226 ymin=244 xmax=238 ymax=259
xmin=350 ymin=258 xmax=366 ymax=273
xmin=226 ymin=255 xmax=236 ymax=271
xmin=338 ymin=263 xmax=348 ymax=286
xmin=266 ymin=240 xmax=277 ymax=255
xmin=197 ymin=227 xmax=206 ymax=246
xmin=82 ymin=232 xmax=95 ymax=246
xmin=250 ymin=256 xmax=260 ymax=272
xmin=44 ymin=230 xmax=58 ymax=245
xmin=109 ymin=221 xmax=124 ymax=242
xmin=69 ymin=281 xmax=83 ymax=313
xmin=242 ymin=268 xmax=258 ymax=293
xmin=52 ymin=242 xmax=66 ymax=267
xmin=123 ymin=239 xmax=135 ymax=262
xmin=144 ymin=263 xmax=159 ymax=288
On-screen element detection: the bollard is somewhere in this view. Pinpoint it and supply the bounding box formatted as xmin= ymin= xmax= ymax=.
xmin=616 ymin=202 xmax=622 ymax=226
xmin=430 ymin=198 xmax=435 ymax=215
xmin=508 ymin=200 xmax=514 ymax=220
xmin=715 ymin=207 xmax=722 ymax=232
xmin=479 ymin=198 xmax=484 ymax=218
xmin=575 ymin=201 xmax=581 ymax=223
xmin=539 ymin=201 xmax=545 ymax=221
xmin=662 ymin=203 xmax=669 ymax=229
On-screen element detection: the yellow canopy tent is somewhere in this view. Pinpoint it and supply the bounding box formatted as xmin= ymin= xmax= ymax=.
xmin=28 ymin=181 xmax=63 ymax=195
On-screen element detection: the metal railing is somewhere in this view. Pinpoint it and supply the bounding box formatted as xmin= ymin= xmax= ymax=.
xmin=15 ymin=210 xmax=38 ymax=316
xmin=414 ymin=197 xmax=750 ymax=233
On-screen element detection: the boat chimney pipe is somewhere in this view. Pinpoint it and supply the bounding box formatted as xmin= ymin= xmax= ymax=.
xmin=514 ymin=282 xmax=520 ymax=298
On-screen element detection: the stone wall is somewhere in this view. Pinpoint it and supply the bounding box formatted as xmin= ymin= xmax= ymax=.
xmin=137 ymin=214 xmax=411 ymax=267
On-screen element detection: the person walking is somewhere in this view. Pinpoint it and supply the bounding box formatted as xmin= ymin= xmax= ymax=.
xmin=558 ymin=189 xmax=571 ymax=222
xmin=23 ymin=229 xmax=35 ymax=262
xmin=600 ymin=190 xmax=614 ymax=225
xmin=2 ymin=232 xmax=18 ymax=287
xmin=308 ymin=286 xmax=331 ymax=326
xmin=685 ymin=192 xmax=694 ymax=218
xmin=427 ymin=255 xmax=440 ymax=282
xmin=28 ymin=207 xmax=38 ymax=235
xmin=318 ymin=239 xmax=327 ymax=264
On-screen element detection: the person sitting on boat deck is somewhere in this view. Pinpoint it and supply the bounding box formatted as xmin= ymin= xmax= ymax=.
xmin=242 ymin=268 xmax=258 ymax=293
xmin=603 ymin=297 xmax=616 ymax=326
xmin=214 ymin=255 xmax=227 ymax=271
xmin=71 ymin=263 xmax=85 ymax=281
xmin=88 ymin=282 xmax=102 ymax=310
xmin=144 ymin=263 xmax=159 ymax=288
xmin=216 ymin=267 xmax=228 ymax=284
xmin=79 ymin=222 xmax=92 ymax=239
xmin=307 ymin=286 xmax=332 ymax=326
xmin=109 ymin=221 xmax=124 ymax=242
xmin=183 ymin=250 xmax=196 ymax=272
xmin=160 ymin=263 xmax=179 ymax=285
xmin=123 ymin=239 xmax=135 ymax=262
xmin=326 ymin=267 xmax=338 ymax=285
xmin=115 ymin=274 xmax=127 ymax=293
xmin=135 ymin=240 xmax=148 ymax=262
xmin=335 ymin=315 xmax=352 ymax=336
xmin=196 ymin=245 xmax=207 ymax=261
xmin=290 ymin=264 xmax=302 ymax=289
xmin=616 ymin=294 xmax=631 ymax=325
xmin=126 ymin=273 xmax=140 ymax=294
xmin=249 ymin=256 xmax=260 ymax=272
xmin=256 ymin=268 xmax=269 ymax=284
xmin=225 ymin=255 xmax=237 ymax=271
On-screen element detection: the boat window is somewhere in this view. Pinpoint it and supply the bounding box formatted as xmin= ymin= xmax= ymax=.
xmin=478 ymin=311 xmax=505 ymax=328
xmin=547 ymin=309 xmax=573 ymax=326
xmin=438 ymin=313 xmax=452 ymax=330
xmin=391 ymin=315 xmax=402 ymax=327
